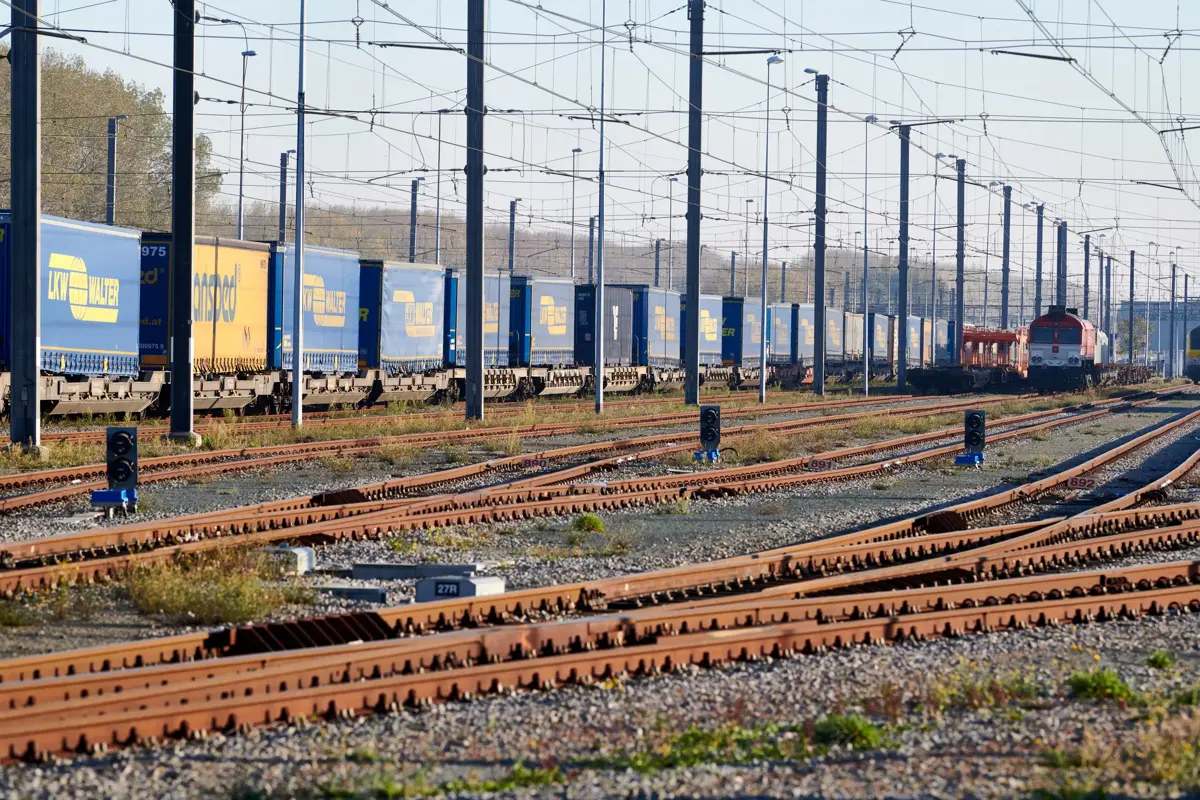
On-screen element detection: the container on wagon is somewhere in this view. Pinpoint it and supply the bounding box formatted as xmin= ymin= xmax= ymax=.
xmin=905 ymin=315 xmax=924 ymax=367
xmin=935 ymin=319 xmax=951 ymax=364
xmin=616 ymin=284 xmax=681 ymax=368
xmin=681 ymin=293 xmax=723 ymax=366
xmin=769 ymin=303 xmax=795 ymax=365
xmin=358 ymin=260 xmax=445 ymax=374
xmin=574 ymin=284 xmax=634 ymax=366
xmin=843 ymin=312 xmax=865 ymax=362
xmin=868 ymin=312 xmax=894 ymax=365
xmin=446 ymin=269 xmax=511 ymax=368
xmin=509 ymin=276 xmax=575 ymax=367
xmin=0 ymin=214 xmax=142 ymax=377
xmin=795 ymin=303 xmax=816 ymax=363
xmin=140 ymin=234 xmax=271 ymax=374
xmin=721 ymin=296 xmax=766 ymax=368
xmin=279 ymin=243 xmax=360 ymax=374
xmin=923 ymin=318 xmax=934 ymax=365
xmin=824 ymin=307 xmax=844 ymax=363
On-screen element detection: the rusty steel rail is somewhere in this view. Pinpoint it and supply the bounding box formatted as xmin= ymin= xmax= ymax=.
xmin=1 ymin=565 xmax=1197 ymax=761
xmin=0 ymin=393 xmax=1004 ymax=567
xmin=39 ymin=391 xmax=803 ymax=445
xmin=0 ymin=396 xmax=1128 ymax=595
xmin=0 ymin=390 xmax=1185 ymax=685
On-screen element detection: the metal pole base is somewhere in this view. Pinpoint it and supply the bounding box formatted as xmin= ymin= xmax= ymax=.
xmin=168 ymin=431 xmax=203 ymax=447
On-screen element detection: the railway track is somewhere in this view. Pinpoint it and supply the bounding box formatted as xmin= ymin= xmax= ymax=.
xmin=36 ymin=390 xmax=800 ymax=445
xmin=0 ymin=393 xmax=1114 ymax=589
xmin=0 ymin=388 xmax=1191 ymax=761
xmin=0 ymin=393 xmax=990 ymax=514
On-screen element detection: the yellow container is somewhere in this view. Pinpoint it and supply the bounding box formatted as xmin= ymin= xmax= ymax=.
xmin=192 ymin=238 xmax=271 ymax=373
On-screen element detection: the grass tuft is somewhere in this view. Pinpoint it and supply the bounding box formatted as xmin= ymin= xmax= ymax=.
xmin=126 ymin=549 xmax=315 ymax=625
xmin=571 ymin=512 xmax=606 ymax=534
xmin=1067 ymin=667 xmax=1140 ymax=704
xmin=811 ymin=714 xmax=884 ymax=750
xmin=1148 ymin=650 xmax=1178 ymax=670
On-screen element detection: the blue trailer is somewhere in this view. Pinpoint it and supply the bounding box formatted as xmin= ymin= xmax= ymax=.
xmin=769 ymin=303 xmax=795 ymax=365
xmin=721 ymin=297 xmax=766 ymax=368
xmin=358 ymin=261 xmax=445 ymax=374
xmin=615 ymin=285 xmax=680 ymax=368
xmin=868 ymin=312 xmax=894 ymax=365
xmin=681 ymin=294 xmax=723 ymax=366
xmin=0 ymin=214 xmax=142 ymax=377
xmin=825 ymin=308 xmax=845 ymax=364
xmin=510 ymin=276 xmax=575 ymax=367
xmin=905 ymin=315 xmax=924 ymax=367
xmin=446 ymin=270 xmax=511 ymax=368
xmin=795 ymin=304 xmax=816 ymax=363
xmin=279 ymin=243 xmax=360 ymax=374
xmin=574 ymin=284 xmax=634 ymax=366
xmin=935 ymin=319 xmax=951 ymax=364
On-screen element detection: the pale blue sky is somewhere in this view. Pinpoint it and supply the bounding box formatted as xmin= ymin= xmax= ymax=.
xmin=27 ymin=0 xmax=1200 ymax=304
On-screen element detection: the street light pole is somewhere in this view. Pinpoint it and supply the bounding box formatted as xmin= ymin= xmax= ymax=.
xmin=237 ymin=47 xmax=256 ymax=239
xmin=668 ymin=176 xmax=679 ymax=290
xmin=862 ymin=114 xmax=877 ymax=396
xmin=409 ymin=177 xmax=424 ymax=262
xmin=569 ymin=147 xmax=582 ymax=279
xmin=277 ymin=148 xmax=294 ymax=242
xmin=105 ymin=114 xmax=128 ymax=226
xmin=435 ymin=109 xmax=449 ymax=265
xmin=744 ymin=198 xmax=754 ymax=294
xmin=291 ymin=0 xmax=306 ymax=428
xmin=508 ymin=198 xmax=521 ymax=275
xmin=758 ymin=54 xmax=782 ymax=404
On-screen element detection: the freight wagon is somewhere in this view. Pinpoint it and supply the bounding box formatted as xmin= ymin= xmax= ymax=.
xmin=795 ymin=304 xmax=816 ymax=365
xmin=280 ymin=244 xmax=373 ymax=408
xmin=868 ymin=312 xmax=895 ymax=372
xmin=359 ymin=260 xmax=452 ymax=404
xmin=843 ymin=312 xmax=865 ymax=365
xmin=0 ymin=214 xmax=155 ymax=415
xmin=681 ymin=293 xmax=730 ymax=386
xmin=615 ymin=284 xmax=683 ymax=391
xmin=445 ymin=269 xmax=514 ymax=398
xmin=140 ymin=233 xmax=279 ymax=413
xmin=509 ymin=276 xmax=582 ymax=396
xmin=825 ymin=308 xmax=845 ymax=369
xmin=904 ymin=316 xmax=924 ymax=368
xmin=722 ymin=296 xmax=766 ymax=388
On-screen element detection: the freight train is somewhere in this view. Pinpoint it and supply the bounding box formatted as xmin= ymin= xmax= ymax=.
xmin=0 ymin=212 xmax=968 ymax=417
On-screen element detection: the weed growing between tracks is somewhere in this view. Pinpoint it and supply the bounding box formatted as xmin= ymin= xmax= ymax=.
xmin=125 ymin=548 xmax=316 ymax=625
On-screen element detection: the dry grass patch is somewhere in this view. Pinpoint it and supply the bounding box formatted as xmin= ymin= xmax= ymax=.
xmin=126 ymin=548 xmax=315 ymax=625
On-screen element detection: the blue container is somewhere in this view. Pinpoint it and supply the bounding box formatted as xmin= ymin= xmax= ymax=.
xmin=905 ymin=316 xmax=924 ymax=366
xmin=510 ymin=276 xmax=575 ymax=367
xmin=615 ymin=285 xmax=680 ymax=368
xmin=825 ymin=308 xmax=845 ymax=363
xmin=359 ymin=260 xmax=445 ymax=374
xmin=448 ymin=270 xmax=510 ymax=368
xmin=681 ymin=294 xmax=723 ymax=366
xmin=574 ymin=284 xmax=634 ymax=366
xmin=795 ymin=304 xmax=816 ymax=363
xmin=769 ymin=303 xmax=795 ymax=365
xmin=721 ymin=297 xmax=766 ymax=368
xmin=868 ymin=312 xmax=893 ymax=364
xmin=279 ymin=243 xmax=360 ymax=373
xmin=935 ymin=319 xmax=951 ymax=364
xmin=0 ymin=214 xmax=141 ymax=376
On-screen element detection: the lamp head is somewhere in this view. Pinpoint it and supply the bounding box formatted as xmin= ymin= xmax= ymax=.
xmin=242 ymin=49 xmax=256 ymax=57
xmin=865 ymin=114 xmax=877 ymax=123
xmin=767 ymin=54 xmax=783 ymax=65
xmin=935 ymin=152 xmax=945 ymax=158
xmin=571 ymin=147 xmax=583 ymax=153
xmin=989 ymin=180 xmax=1002 ymax=186
xmin=803 ymin=67 xmax=820 ymax=75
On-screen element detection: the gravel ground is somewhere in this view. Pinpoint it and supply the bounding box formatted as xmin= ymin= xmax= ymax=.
xmin=4 ymin=597 xmax=1200 ymax=798
xmin=0 ymin=398 xmax=1181 ymax=662
xmin=0 ymin=399 xmax=1196 ymax=796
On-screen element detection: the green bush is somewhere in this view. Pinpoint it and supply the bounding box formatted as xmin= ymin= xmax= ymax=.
xmin=571 ymin=512 xmax=606 ymax=533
